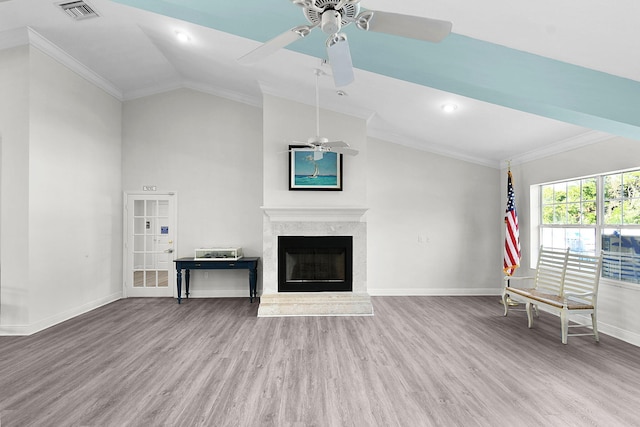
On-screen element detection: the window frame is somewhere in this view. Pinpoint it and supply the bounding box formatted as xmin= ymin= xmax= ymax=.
xmin=537 ymin=168 xmax=640 ymax=286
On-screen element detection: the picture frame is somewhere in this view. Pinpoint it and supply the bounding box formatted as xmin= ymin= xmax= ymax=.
xmin=289 ymin=145 xmax=343 ymax=191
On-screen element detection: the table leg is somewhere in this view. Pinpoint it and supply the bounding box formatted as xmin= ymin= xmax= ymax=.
xmin=249 ymin=265 xmax=257 ymax=303
xmin=176 ymin=268 xmax=182 ymax=304
xmin=185 ymin=269 xmax=190 ymax=300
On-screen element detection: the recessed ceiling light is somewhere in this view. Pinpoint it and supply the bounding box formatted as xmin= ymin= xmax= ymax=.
xmin=175 ymin=31 xmax=191 ymax=43
xmin=441 ymin=103 xmax=458 ymax=113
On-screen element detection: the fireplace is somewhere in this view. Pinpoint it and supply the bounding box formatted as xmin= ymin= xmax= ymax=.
xmin=259 ymin=206 xmax=373 ymax=317
xmin=278 ymin=236 xmax=353 ymax=292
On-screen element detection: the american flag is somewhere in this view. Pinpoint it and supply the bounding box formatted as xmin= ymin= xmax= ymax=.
xmin=503 ymin=170 xmax=521 ymax=276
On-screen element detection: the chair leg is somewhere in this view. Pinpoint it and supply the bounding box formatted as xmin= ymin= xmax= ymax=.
xmin=591 ymin=311 xmax=600 ymax=342
xmin=560 ymin=311 xmax=568 ymax=344
xmin=502 ymin=291 xmax=509 ymax=316
xmin=526 ymin=302 xmax=534 ymax=328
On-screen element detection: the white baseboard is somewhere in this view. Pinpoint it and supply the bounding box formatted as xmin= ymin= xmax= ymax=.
xmin=368 ymin=288 xmax=502 ymax=297
xmin=186 ymin=290 xmax=250 ymax=299
xmin=571 ymin=313 xmax=640 ymax=347
xmin=0 ymin=292 xmax=122 ymax=336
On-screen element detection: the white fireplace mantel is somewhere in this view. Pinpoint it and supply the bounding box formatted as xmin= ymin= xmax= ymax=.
xmin=261 ymin=206 xmax=368 ymax=223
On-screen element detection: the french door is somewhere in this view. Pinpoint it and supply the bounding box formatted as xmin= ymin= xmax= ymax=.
xmin=124 ymin=193 xmax=177 ymax=297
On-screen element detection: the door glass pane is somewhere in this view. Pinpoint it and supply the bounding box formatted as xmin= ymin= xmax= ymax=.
xmin=145 ymin=236 xmax=155 ymax=252
xmin=134 ymin=235 xmax=144 ymax=251
xmin=158 ymin=271 xmax=169 ymax=288
xmin=145 ymin=253 xmax=156 ymax=269
xmin=158 ymin=200 xmax=169 ymax=217
xmin=145 ymin=271 xmax=157 ymax=287
xmin=134 ymin=254 xmax=144 ymax=270
xmin=134 ymin=200 xmax=144 ymax=216
xmin=134 ymin=218 xmax=145 ymax=234
xmin=133 ymin=271 xmax=144 ymax=287
xmin=146 ymin=200 xmax=157 ymax=217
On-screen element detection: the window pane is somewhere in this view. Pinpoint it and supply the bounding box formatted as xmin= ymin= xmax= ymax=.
xmin=622 ymin=199 xmax=640 ymax=225
xmin=604 ymin=174 xmax=622 ymax=200
xmin=540 ymin=227 xmax=595 ymax=253
xmin=567 ymin=181 xmax=581 ymax=203
xmin=567 ymin=202 xmax=581 ymax=224
xmin=554 ymin=183 xmax=567 ymax=203
xmin=582 ymin=178 xmax=597 ymax=201
xmin=540 ymin=227 xmax=566 ymax=250
xmin=604 ymin=201 xmax=622 ymax=224
xmin=582 ymin=202 xmax=597 ymax=224
xmin=624 ymin=171 xmax=640 ymax=198
xmin=602 ymin=229 xmax=640 ymax=283
xmin=542 ymin=206 xmax=554 ymax=224
xmin=553 ymin=205 xmax=567 ymax=224
xmin=542 ymin=185 xmax=554 ymax=204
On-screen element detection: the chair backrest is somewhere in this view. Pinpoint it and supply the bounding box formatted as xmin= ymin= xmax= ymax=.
xmin=534 ymin=247 xmax=569 ymax=294
xmin=562 ymin=251 xmax=603 ymax=305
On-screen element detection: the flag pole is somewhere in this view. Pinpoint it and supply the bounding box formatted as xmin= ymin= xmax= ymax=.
xmin=501 ymin=160 xmax=520 ymax=306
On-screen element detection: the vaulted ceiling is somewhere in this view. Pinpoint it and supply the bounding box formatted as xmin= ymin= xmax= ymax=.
xmin=2 ymin=0 xmax=639 ymax=167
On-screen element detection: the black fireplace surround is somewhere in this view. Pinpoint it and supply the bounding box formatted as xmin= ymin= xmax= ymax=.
xmin=278 ymin=236 xmax=353 ymax=292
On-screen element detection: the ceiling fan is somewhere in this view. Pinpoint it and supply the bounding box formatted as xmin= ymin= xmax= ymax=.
xmin=239 ymin=0 xmax=453 ymax=87
xmin=292 ymin=68 xmax=358 ymax=160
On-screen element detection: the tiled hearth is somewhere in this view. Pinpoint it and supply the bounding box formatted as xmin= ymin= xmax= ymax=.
xmin=258 ymin=207 xmax=373 ymax=317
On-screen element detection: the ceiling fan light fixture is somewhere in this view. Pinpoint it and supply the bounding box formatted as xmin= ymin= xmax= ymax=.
xmin=321 ymin=10 xmax=342 ymax=34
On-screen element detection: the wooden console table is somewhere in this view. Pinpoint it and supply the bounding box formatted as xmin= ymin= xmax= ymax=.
xmin=173 ymin=257 xmax=259 ymax=304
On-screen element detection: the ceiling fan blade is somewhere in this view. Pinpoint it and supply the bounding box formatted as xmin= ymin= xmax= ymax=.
xmin=323 ymin=140 xmax=350 ymax=148
xmin=238 ymin=25 xmax=314 ymax=64
xmin=332 ymin=147 xmax=359 ymax=156
xmin=326 ymin=34 xmax=354 ymax=87
xmin=356 ymin=10 xmax=452 ymax=43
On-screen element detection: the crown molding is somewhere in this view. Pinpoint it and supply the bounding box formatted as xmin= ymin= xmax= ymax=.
xmin=367 ymin=126 xmax=500 ymax=169
xmin=26 ymin=27 xmax=123 ymax=100
xmin=121 ymin=78 xmax=262 ymax=108
xmin=502 ymin=130 xmax=613 ymax=169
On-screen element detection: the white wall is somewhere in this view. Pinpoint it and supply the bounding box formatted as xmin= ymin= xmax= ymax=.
xmin=515 ymin=136 xmax=640 ymax=345
xmin=122 ymin=89 xmax=263 ymax=297
xmin=0 ymin=45 xmax=30 ymax=329
xmin=366 ymin=137 xmax=503 ymax=295
xmin=262 ymin=94 xmax=367 ymax=208
xmin=0 ymin=45 xmax=123 ymax=334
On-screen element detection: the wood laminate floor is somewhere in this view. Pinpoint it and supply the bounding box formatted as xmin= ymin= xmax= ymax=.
xmin=1 ymin=296 xmax=639 ymax=426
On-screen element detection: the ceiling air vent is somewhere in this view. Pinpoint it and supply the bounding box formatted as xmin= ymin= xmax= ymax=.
xmin=58 ymin=1 xmax=99 ymax=20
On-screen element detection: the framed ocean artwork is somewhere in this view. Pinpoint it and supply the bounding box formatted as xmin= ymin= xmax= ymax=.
xmin=289 ymin=145 xmax=343 ymax=191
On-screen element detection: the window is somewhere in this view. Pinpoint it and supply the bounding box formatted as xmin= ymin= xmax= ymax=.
xmin=539 ymin=169 xmax=640 ymax=284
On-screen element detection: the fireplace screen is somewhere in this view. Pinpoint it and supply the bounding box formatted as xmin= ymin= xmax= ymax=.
xmin=278 ymin=236 xmax=353 ymax=292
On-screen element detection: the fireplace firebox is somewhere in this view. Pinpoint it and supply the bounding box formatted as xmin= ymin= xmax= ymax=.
xmin=278 ymin=236 xmax=353 ymax=292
